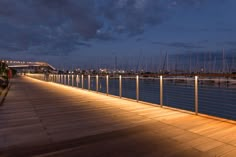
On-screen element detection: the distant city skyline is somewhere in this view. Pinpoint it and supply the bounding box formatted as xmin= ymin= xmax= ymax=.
xmin=3 ymin=51 xmax=235 ymax=74
xmin=1 ymin=0 xmax=236 ymax=68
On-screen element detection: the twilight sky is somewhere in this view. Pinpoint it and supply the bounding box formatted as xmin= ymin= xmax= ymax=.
xmin=0 ymin=0 xmax=236 ymax=69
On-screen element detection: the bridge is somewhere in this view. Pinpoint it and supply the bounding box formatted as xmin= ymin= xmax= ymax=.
xmin=1 ymin=60 xmax=56 ymax=72
xmin=0 ymin=75 xmax=236 ymax=156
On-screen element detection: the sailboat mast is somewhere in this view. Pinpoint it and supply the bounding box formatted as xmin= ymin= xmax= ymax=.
xmin=222 ymin=48 xmax=225 ymax=73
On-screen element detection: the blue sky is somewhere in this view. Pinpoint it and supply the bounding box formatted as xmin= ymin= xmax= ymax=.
xmin=0 ymin=0 xmax=236 ymax=69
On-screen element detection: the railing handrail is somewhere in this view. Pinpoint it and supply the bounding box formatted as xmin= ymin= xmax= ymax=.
xmin=26 ymin=73 xmax=236 ymax=121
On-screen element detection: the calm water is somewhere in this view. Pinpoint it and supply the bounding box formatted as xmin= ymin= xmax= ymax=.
xmin=57 ymin=75 xmax=236 ymax=121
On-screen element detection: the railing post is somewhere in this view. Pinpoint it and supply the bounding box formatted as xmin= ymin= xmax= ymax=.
xmin=195 ymin=76 xmax=198 ymax=115
xmin=82 ymin=75 xmax=84 ymax=89
xmin=76 ymin=75 xmax=79 ymax=87
xmin=160 ymin=75 xmax=163 ymax=107
xmin=106 ymin=75 xmax=109 ymax=95
xmin=72 ymin=74 xmax=74 ymax=87
xmin=88 ymin=75 xmax=90 ymax=90
xmin=119 ymin=75 xmax=122 ymax=98
xmin=63 ymin=74 xmax=65 ymax=84
xmin=60 ymin=74 xmax=63 ymax=84
xmin=136 ymin=75 xmax=139 ymax=102
xmin=96 ymin=75 xmax=98 ymax=92
xmin=67 ymin=74 xmax=69 ymax=85
xmin=64 ymin=74 xmax=65 ymax=84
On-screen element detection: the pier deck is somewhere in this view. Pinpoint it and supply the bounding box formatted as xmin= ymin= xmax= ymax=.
xmin=0 ymin=76 xmax=236 ymax=157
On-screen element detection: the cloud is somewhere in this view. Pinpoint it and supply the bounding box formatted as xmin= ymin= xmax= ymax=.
xmin=136 ymin=38 xmax=144 ymax=42
xmin=0 ymin=0 xmax=213 ymax=55
xmin=224 ymin=41 xmax=236 ymax=46
xmin=170 ymin=0 xmax=207 ymax=6
xmin=199 ymin=28 xmax=234 ymax=32
xmin=0 ymin=0 xmax=100 ymax=54
xmin=77 ymin=42 xmax=91 ymax=48
xmin=152 ymin=41 xmax=205 ymax=49
xmin=98 ymin=0 xmax=165 ymax=35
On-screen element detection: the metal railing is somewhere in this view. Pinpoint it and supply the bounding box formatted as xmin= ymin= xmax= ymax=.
xmin=26 ymin=73 xmax=236 ymax=121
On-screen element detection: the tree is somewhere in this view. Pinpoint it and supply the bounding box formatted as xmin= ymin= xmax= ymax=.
xmin=0 ymin=61 xmax=8 ymax=79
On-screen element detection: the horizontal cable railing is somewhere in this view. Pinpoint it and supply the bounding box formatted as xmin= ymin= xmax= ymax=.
xmin=90 ymin=76 xmax=96 ymax=92
xmin=163 ymin=78 xmax=195 ymax=112
xmin=139 ymin=77 xmax=160 ymax=105
xmin=122 ymin=77 xmax=137 ymax=100
xmin=109 ymin=77 xmax=119 ymax=97
xmin=98 ymin=76 xmax=107 ymax=94
xmin=26 ymin=73 xmax=236 ymax=121
xmin=198 ymin=78 xmax=236 ymax=120
xmin=83 ymin=76 xmax=88 ymax=90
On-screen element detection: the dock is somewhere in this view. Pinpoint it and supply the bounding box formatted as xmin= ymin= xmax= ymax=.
xmin=0 ymin=76 xmax=236 ymax=156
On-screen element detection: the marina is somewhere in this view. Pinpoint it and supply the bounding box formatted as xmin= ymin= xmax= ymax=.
xmin=1 ymin=1 xmax=236 ymax=156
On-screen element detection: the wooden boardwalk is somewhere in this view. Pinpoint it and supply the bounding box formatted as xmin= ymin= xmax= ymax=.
xmin=0 ymin=76 xmax=236 ymax=157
